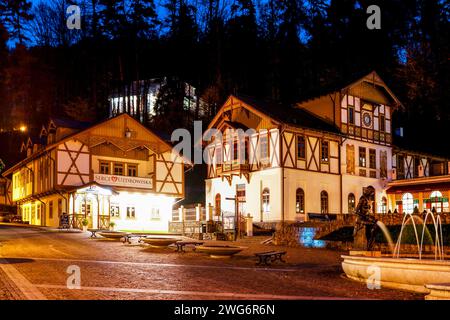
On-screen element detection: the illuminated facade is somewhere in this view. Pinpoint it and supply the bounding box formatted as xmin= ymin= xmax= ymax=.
xmin=3 ymin=114 xmax=187 ymax=231
xmin=205 ymin=72 xmax=449 ymax=222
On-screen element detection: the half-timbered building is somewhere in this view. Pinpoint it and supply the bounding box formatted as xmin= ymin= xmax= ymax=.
xmin=205 ymin=95 xmax=342 ymax=222
xmin=2 ymin=114 xmax=187 ymax=231
xmin=205 ymin=71 xmax=450 ymax=223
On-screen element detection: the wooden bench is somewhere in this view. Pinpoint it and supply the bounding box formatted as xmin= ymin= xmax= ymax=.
xmin=175 ymin=240 xmax=204 ymax=253
xmin=87 ymin=229 xmax=109 ymax=238
xmin=121 ymin=233 xmax=151 ymax=244
xmin=255 ymin=251 xmax=287 ymax=266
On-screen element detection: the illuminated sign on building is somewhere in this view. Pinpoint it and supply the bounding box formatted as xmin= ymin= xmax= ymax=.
xmin=94 ymin=174 xmax=153 ymax=189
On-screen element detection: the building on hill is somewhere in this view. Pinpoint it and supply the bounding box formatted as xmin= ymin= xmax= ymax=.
xmin=109 ymin=78 xmax=204 ymax=123
xmin=2 ymin=114 xmax=189 ymax=231
xmin=204 ymin=71 xmax=449 ymax=223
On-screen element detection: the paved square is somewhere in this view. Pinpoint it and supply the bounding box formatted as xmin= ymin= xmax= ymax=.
xmin=0 ymin=225 xmax=422 ymax=300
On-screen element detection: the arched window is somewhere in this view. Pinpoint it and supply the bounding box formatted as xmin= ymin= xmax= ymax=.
xmin=320 ymin=191 xmax=328 ymax=214
xmin=348 ymin=193 xmax=356 ymax=213
xmin=296 ymin=188 xmax=305 ymax=214
xmin=215 ymin=194 xmax=221 ymax=216
xmin=262 ymin=188 xmax=270 ymax=213
xmin=430 ymin=191 xmax=447 ymax=213
xmin=402 ymin=193 xmax=414 ymax=214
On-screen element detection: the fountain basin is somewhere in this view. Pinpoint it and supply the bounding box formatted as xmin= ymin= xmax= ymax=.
xmin=195 ymin=245 xmax=247 ymax=258
xmin=98 ymin=231 xmax=127 ymax=239
xmin=142 ymin=237 xmax=179 ymax=248
xmin=342 ymin=255 xmax=450 ymax=293
xmin=425 ymin=283 xmax=450 ymax=300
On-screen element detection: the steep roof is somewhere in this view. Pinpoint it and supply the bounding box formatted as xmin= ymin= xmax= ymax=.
xmin=298 ymin=70 xmax=403 ymax=108
xmin=235 ymin=94 xmax=341 ymax=134
xmin=49 ymin=117 xmax=92 ymax=130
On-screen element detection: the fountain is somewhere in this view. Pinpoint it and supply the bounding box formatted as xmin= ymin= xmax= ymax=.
xmin=341 ymin=189 xmax=450 ymax=296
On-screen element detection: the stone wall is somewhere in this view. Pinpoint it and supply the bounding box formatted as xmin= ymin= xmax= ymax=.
xmin=272 ymin=213 xmax=450 ymax=249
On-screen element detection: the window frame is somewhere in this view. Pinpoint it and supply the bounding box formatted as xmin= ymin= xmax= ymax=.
xmin=348 ymin=193 xmax=356 ymax=213
xmin=296 ymin=188 xmax=305 ymax=214
xmin=321 ymin=140 xmax=329 ymax=163
xmin=359 ymin=147 xmax=367 ymax=167
xmin=126 ymin=206 xmax=136 ymax=219
xmin=262 ymin=188 xmax=270 ymax=213
xmin=113 ymin=163 xmax=124 ymax=176
xmin=260 ymin=134 xmax=269 ymax=161
xmin=127 ymin=164 xmax=138 ymax=177
xmin=99 ymin=161 xmax=110 ymax=175
xmin=348 ymin=106 xmax=355 ymax=125
xmin=297 ymin=135 xmax=306 ymax=160
xmin=320 ymin=191 xmax=329 ymax=214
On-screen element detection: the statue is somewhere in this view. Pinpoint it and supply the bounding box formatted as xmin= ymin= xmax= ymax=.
xmin=353 ymin=188 xmax=378 ymax=251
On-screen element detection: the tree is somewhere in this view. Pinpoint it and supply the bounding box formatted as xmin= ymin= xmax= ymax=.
xmin=0 ymin=0 xmax=33 ymax=44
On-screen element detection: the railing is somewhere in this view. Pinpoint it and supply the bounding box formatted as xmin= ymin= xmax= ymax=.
xmin=221 ymin=162 xmax=250 ymax=173
xmin=68 ymin=214 xmax=110 ymax=229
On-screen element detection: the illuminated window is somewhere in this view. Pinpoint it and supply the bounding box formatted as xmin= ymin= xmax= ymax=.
xmin=126 ymin=207 xmax=135 ymax=219
xmin=150 ymin=208 xmax=160 ymax=220
xmin=100 ymin=161 xmax=110 ymax=174
xmin=127 ymin=164 xmax=137 ymax=177
xmin=402 ymin=193 xmax=414 ymax=214
xmin=296 ymin=188 xmax=305 ymax=214
xmin=215 ymin=193 xmax=221 ymax=215
xmin=359 ymin=147 xmax=366 ymax=167
xmin=262 ymin=188 xmax=270 ymax=213
xmin=379 ymin=196 xmax=387 ymax=214
xmin=113 ymin=163 xmax=124 ymax=176
xmin=321 ymin=141 xmax=329 ymax=163
xmin=348 ymin=193 xmax=356 ymax=213
xmin=260 ymin=134 xmax=269 ymax=160
xmin=110 ymin=205 xmax=120 ymax=217
xmin=430 ymin=191 xmax=448 ymax=213
xmin=321 ymin=191 xmax=328 ymax=214
xmin=297 ymin=136 xmax=306 ymax=159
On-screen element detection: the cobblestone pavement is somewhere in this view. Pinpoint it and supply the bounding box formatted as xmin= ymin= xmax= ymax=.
xmin=0 ymin=225 xmax=423 ymax=300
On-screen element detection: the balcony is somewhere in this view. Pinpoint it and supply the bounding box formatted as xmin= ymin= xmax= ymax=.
xmin=221 ymin=161 xmax=250 ymax=174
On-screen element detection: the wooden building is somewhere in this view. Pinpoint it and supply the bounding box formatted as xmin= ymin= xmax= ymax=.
xmin=205 ymin=71 xmax=449 ymax=222
xmin=2 ymin=114 xmax=187 ymax=231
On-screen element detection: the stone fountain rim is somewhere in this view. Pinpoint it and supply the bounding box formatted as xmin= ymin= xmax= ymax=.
xmin=341 ymin=254 xmax=450 ymax=265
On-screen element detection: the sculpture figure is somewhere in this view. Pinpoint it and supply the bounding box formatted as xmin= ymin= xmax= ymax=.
xmin=353 ymin=188 xmax=378 ymax=250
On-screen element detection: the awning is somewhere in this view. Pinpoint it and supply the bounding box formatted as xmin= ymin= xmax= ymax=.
xmin=386 ymin=182 xmax=450 ymax=194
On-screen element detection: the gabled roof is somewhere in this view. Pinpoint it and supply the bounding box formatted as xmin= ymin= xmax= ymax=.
xmin=210 ymin=94 xmax=341 ymax=135
xmin=236 ymin=94 xmax=341 ymax=134
xmin=299 ymin=70 xmax=403 ymax=108
xmin=3 ymin=113 xmax=191 ymax=177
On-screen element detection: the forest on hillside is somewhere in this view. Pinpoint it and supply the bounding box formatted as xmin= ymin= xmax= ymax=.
xmin=0 ymin=0 xmax=448 ymax=156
